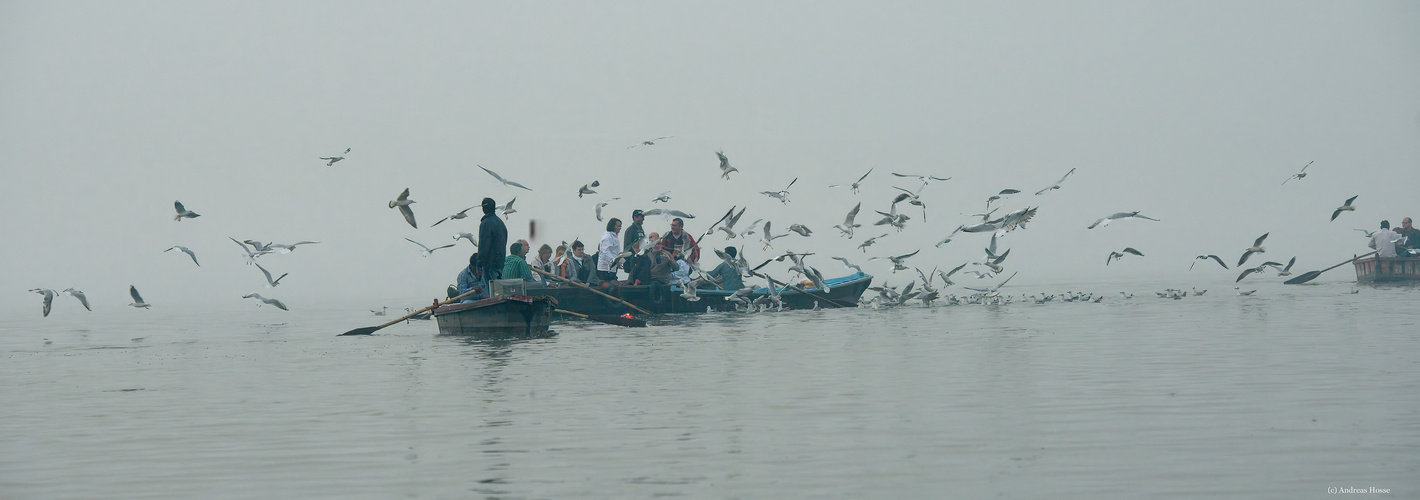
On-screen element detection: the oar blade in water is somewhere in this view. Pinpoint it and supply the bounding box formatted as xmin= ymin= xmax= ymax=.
xmin=339 ymin=326 xmax=379 ymax=336
xmin=1283 ymin=271 xmax=1323 ymax=285
xmin=588 ymin=315 xmax=647 ymax=327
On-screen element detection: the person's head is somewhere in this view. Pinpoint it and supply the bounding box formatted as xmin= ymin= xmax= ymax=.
xmin=509 ymin=241 xmax=523 ymax=257
xmin=554 ymin=244 xmax=566 ymax=257
xmin=1404 ymin=217 xmax=1413 ymax=229
xmin=469 ymin=253 xmax=478 ymax=270
xmin=538 ymin=244 xmax=552 ymax=260
xmin=725 ymin=246 xmax=737 ymax=259
xmin=606 ymin=218 xmax=621 ymax=233
xmin=572 ymin=240 xmax=585 ymax=257
xmin=481 ymin=197 xmax=497 ymax=214
xmin=671 ymin=217 xmax=685 ymax=235
xmin=632 ymin=209 xmax=645 ymax=223
xmin=1381 ymin=220 xmax=1390 ymax=230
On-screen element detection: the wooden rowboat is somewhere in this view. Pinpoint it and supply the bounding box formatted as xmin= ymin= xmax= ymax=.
xmin=431 ymin=295 xmax=556 ymax=337
xmin=1354 ymin=254 xmax=1420 ymax=283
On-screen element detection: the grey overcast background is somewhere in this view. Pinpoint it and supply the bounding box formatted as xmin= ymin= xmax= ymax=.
xmin=3 ymin=1 xmax=1418 ymax=314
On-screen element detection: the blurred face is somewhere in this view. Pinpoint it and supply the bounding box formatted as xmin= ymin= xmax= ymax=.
xmin=671 ymin=220 xmax=683 ymax=234
xmin=573 ymin=246 xmax=585 ymax=257
xmin=633 ymin=214 xmax=644 ymax=224
xmin=540 ymin=248 xmax=552 ymax=259
xmin=614 ymin=221 xmax=623 ymax=233
xmin=1404 ymin=218 xmax=1413 ymax=229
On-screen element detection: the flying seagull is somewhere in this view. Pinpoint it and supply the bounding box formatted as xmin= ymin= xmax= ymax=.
xmin=594 ymin=197 xmax=621 ymax=222
xmin=858 ymin=233 xmax=889 ymax=253
xmin=478 ymin=165 xmax=533 ymax=191
xmin=1330 ymin=195 xmax=1358 ymax=222
xmin=405 ymin=237 xmax=456 ymax=257
xmin=230 ymin=237 xmax=269 ymax=264
xmin=891 ymin=172 xmax=951 ymax=188
xmin=761 ymin=178 xmax=797 ymax=204
xmin=716 ymin=206 xmax=749 ymax=239
xmin=934 ymin=225 xmax=965 ymax=248
xmin=499 ymin=198 xmax=519 ymax=219
xmin=1236 ymin=261 xmax=1284 ymax=282
xmin=828 ymin=168 xmax=874 ymax=194
xmin=870 ymin=249 xmax=920 ymax=273
xmin=320 ymin=148 xmax=350 ymax=166
xmin=173 ymin=200 xmax=200 ymax=221
xmin=1238 ymin=232 xmax=1269 ymax=266
xmin=255 ymin=263 xmax=288 ymax=288
xmin=1106 ymin=247 xmax=1144 ymax=265
xmin=716 ymin=150 xmax=738 ymax=180
xmin=1087 ymin=211 xmax=1161 ymax=229
xmin=30 ymin=288 xmax=55 ymax=317
xmin=432 ymin=206 xmax=478 ymax=227
xmin=242 ymin=293 xmax=289 ymax=311
xmin=787 ymin=224 xmax=813 ymax=237
xmin=651 ymin=191 xmax=671 ymax=203
xmin=832 ymin=202 xmax=862 ymax=238
xmin=629 ymin=136 xmax=675 ymax=148
xmin=642 ymin=208 xmax=695 ymax=219
xmin=1277 ymin=256 xmax=1297 ymax=276
xmin=128 ymin=285 xmax=151 ymax=308
xmin=269 ymin=241 xmax=320 ymax=254
xmin=578 ymin=180 xmax=600 ymax=198
xmin=1190 ymin=254 xmax=1229 ymax=270
xmin=62 ymin=288 xmax=91 ymax=311
xmin=389 ymin=188 xmax=417 ymax=228
xmin=831 ymin=256 xmax=864 ymax=274
xmin=453 ymin=232 xmax=479 ymax=247
xmin=164 ymin=245 xmax=200 ymax=266
xmin=1282 ymin=160 xmax=1313 ymax=185
xmin=985 ymin=189 xmax=1021 ymax=208
xmin=1034 ymin=168 xmax=1077 ymax=195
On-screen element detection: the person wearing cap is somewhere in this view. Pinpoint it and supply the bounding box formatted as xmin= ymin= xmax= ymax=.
xmin=706 ymin=246 xmax=744 ymax=291
xmin=1369 ymin=220 xmax=1400 ymax=258
xmin=475 ymin=197 xmax=508 ymax=283
xmin=625 ymin=209 xmax=648 ymax=254
xmin=1394 ymin=217 xmax=1420 ymax=255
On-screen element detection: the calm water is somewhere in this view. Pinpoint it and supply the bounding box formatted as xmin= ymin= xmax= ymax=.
xmin=3 ymin=278 xmax=1417 ymax=499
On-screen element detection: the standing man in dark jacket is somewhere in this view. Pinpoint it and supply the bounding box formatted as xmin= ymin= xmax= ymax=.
xmin=476 ymin=197 xmax=508 ymax=282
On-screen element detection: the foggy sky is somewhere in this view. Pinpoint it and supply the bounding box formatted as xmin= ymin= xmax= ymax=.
xmin=3 ymin=1 xmax=1418 ymax=315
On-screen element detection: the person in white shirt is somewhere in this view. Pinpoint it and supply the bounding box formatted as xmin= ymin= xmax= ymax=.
xmin=1369 ymin=220 xmax=1401 ymax=258
xmin=597 ymin=218 xmax=623 ymax=283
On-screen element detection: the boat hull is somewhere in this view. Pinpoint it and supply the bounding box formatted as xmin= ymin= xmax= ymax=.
xmin=534 ymin=272 xmax=872 ymax=315
xmin=432 ymin=296 xmax=556 ymax=337
xmin=1354 ymin=255 xmax=1420 ymax=283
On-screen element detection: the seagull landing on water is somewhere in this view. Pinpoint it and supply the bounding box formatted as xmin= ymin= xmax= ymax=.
xmin=389 ymin=188 xmax=417 ymax=228
xmin=1034 ymin=168 xmax=1076 ymax=195
xmin=1331 ymin=195 xmax=1358 ymax=222
xmin=478 ymin=165 xmax=533 ymax=191
xmin=319 ymin=148 xmax=350 ymax=166
xmin=1087 ymin=211 xmax=1161 ymax=229
xmin=128 ymin=285 xmax=151 ymax=308
xmin=1235 ymin=287 xmax=1257 ymax=296
xmin=1106 ymin=247 xmax=1144 ymax=265
xmin=628 ymin=136 xmax=674 ymax=148
xmin=1238 ymin=233 xmax=1269 ymax=267
xmin=829 ymin=168 xmax=874 ymax=194
xmin=242 ymin=293 xmax=289 ymax=311
xmin=432 ymin=206 xmax=478 ymax=227
xmin=1190 ymin=254 xmax=1229 ymax=270
xmin=1282 ymin=160 xmax=1312 ymax=185
xmin=405 ymin=237 xmax=456 ymax=257
xmin=173 ymin=201 xmax=200 ymax=221
xmin=165 ymin=246 xmax=200 ymax=266
xmin=578 ymin=181 xmax=600 ymax=198
xmin=716 ymin=150 xmax=737 ymax=180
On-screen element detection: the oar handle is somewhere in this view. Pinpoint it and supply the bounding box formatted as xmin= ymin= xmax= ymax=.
xmin=554 ymin=308 xmax=589 ymax=319
xmin=1323 ymin=251 xmax=1378 ymax=273
xmin=375 ymin=287 xmax=481 ymax=328
xmin=532 ymin=268 xmax=653 ymax=316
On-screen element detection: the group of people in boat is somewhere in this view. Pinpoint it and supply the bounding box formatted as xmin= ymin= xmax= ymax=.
xmin=1369 ymin=217 xmax=1420 ymax=258
xmin=454 ymin=199 xmax=742 ymax=302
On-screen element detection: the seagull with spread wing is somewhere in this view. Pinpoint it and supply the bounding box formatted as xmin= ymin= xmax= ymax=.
xmin=1190 ymin=254 xmax=1229 ymax=270
xmin=716 ymin=150 xmax=737 ymax=180
xmin=829 ymin=168 xmax=874 ymax=194
xmin=1282 ymin=160 xmax=1313 ymax=185
xmin=432 ymin=206 xmax=478 ymax=227
xmin=1087 ymin=211 xmax=1161 ymax=229
xmin=242 ymin=293 xmax=289 ymax=311
xmin=320 ymin=148 xmax=350 ymax=166
xmin=479 ymin=165 xmax=533 ymax=191
xmin=165 ymin=245 xmax=200 ymax=267
xmin=629 ymin=136 xmax=674 ymax=148
xmin=173 ymin=200 xmax=200 ymax=221
xmin=1331 ymin=195 xmax=1358 ymax=222
xmin=1106 ymin=247 xmax=1144 ymax=265
xmin=406 ymin=237 xmax=457 ymax=257
xmin=832 ymin=202 xmax=862 ymax=238
xmin=1034 ymin=167 xmax=1076 ymax=195
xmin=389 ymin=188 xmax=417 ymax=228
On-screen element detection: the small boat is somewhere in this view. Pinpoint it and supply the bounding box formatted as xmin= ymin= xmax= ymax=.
xmin=535 ymin=272 xmax=873 ymax=315
xmin=1354 ymin=254 xmax=1420 ymax=283
xmin=431 ymin=295 xmax=556 ymax=337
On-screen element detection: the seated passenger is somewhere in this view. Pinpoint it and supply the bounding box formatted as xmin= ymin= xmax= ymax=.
xmin=707 ymin=246 xmax=744 ymax=290
xmin=502 ymin=241 xmax=535 ymax=281
xmin=528 ymin=243 xmax=554 ymax=280
xmin=456 ymin=254 xmax=487 ymax=302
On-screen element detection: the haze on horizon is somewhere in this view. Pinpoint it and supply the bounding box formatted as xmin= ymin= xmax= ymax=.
xmin=3 ymin=1 xmax=1418 ymax=315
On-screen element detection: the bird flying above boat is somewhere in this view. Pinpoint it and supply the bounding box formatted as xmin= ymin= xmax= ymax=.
xmin=405 ymin=237 xmax=456 ymax=257
xmin=173 ymin=200 xmax=200 ymax=221
xmin=831 ymin=256 xmax=864 ymax=274
xmin=716 ymin=150 xmax=737 ymax=180
xmin=164 ymin=245 xmax=200 ymax=267
xmin=1282 ymin=160 xmax=1313 ymax=185
xmin=432 ymin=206 xmax=478 ymax=227
xmin=858 ymin=233 xmax=889 ymax=253
xmin=242 ymin=293 xmax=289 ymax=311
xmin=1190 ymin=254 xmax=1229 ymax=270
xmin=759 ymin=221 xmax=789 ymax=250
xmin=828 ymin=168 xmax=874 ymax=194
xmin=870 ymin=249 xmax=920 ymax=273
xmin=1034 ymin=168 xmax=1076 ymax=195
xmin=833 ymin=202 xmax=862 ymax=238
xmin=1087 ymin=211 xmax=1161 ymax=229
xmin=128 ymin=285 xmax=151 ymax=308
xmin=255 ymin=263 xmax=288 ymax=288
xmin=389 ymin=188 xmax=417 ymax=228
xmin=1330 ymin=195 xmax=1358 ymax=222
xmin=628 ymin=136 xmax=674 ymax=148
xmin=478 ymin=165 xmax=533 ymax=191
xmin=578 ymin=180 xmax=600 ymax=198
xmin=1106 ymin=247 xmax=1144 ymax=265
xmin=62 ymin=288 xmax=90 ymax=311
xmin=1238 ymin=232 xmax=1269 ymax=266
xmin=761 ymin=178 xmax=797 ymax=204
xmin=319 ymin=148 xmax=350 ymax=166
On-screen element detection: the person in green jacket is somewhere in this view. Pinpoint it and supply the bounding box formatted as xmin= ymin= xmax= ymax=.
xmin=502 ymin=241 xmax=534 ymax=281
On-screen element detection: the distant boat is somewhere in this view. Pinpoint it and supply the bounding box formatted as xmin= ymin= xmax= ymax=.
xmin=1353 ymin=254 xmax=1420 ymax=283
xmin=535 ymin=272 xmax=873 ymax=315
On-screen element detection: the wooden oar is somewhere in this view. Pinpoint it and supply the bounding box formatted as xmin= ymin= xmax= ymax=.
xmin=339 ymin=288 xmax=480 ymax=336
xmin=554 ymin=309 xmax=647 ymax=327
xmin=1284 ymin=251 xmax=1376 ymax=285
xmin=531 ymin=268 xmax=653 ymax=315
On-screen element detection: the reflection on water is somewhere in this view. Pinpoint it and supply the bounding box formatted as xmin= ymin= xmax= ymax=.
xmin=0 ymin=280 xmax=1416 ymax=498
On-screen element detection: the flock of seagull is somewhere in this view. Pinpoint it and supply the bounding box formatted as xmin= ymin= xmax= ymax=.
xmin=26 ymin=141 xmax=1370 ymax=318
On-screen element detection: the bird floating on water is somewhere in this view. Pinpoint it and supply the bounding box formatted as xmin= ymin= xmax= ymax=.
xmin=389 ymin=188 xmax=417 ymax=228
xmin=173 ymin=200 xmax=200 ymax=221
xmin=1235 ymin=287 xmax=1257 ymax=296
